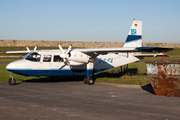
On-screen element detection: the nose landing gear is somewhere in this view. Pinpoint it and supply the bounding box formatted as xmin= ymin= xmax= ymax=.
xmin=8 ymin=72 xmax=16 ymax=85
xmin=84 ymin=77 xmax=94 ymax=85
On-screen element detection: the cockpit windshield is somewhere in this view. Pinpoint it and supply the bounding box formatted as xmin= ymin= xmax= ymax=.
xmin=25 ymin=52 xmax=41 ymax=62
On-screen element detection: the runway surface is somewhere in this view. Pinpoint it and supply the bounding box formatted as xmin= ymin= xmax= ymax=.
xmin=0 ymin=81 xmax=180 ymax=120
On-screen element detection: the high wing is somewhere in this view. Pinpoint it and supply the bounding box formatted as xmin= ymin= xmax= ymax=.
xmin=77 ymin=47 xmax=174 ymax=57
xmin=4 ymin=47 xmax=174 ymax=57
xmin=4 ymin=50 xmax=30 ymax=54
xmin=4 ymin=45 xmax=38 ymax=54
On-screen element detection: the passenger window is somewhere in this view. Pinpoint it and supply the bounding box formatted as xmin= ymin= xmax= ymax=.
xmin=25 ymin=52 xmax=41 ymax=62
xmin=43 ymin=55 xmax=52 ymax=62
xmin=54 ymin=55 xmax=63 ymax=62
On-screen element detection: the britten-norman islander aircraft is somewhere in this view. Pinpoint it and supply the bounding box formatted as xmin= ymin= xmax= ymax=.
xmin=5 ymin=19 xmax=173 ymax=85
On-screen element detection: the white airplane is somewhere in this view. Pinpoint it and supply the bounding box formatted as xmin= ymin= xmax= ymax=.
xmin=5 ymin=19 xmax=173 ymax=85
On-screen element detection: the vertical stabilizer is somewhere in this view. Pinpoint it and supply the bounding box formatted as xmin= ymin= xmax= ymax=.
xmin=123 ymin=19 xmax=142 ymax=47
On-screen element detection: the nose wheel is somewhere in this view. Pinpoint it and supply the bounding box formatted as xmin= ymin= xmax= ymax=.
xmin=8 ymin=72 xmax=16 ymax=85
xmin=84 ymin=77 xmax=94 ymax=85
xmin=8 ymin=78 xmax=16 ymax=85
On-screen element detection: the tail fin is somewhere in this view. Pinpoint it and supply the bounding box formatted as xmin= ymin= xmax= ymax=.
xmin=123 ymin=19 xmax=142 ymax=47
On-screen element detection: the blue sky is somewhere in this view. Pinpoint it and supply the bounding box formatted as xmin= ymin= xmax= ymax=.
xmin=0 ymin=0 xmax=180 ymax=43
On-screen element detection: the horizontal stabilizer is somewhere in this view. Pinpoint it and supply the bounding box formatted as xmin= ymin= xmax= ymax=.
xmin=136 ymin=47 xmax=174 ymax=52
xmin=133 ymin=53 xmax=169 ymax=57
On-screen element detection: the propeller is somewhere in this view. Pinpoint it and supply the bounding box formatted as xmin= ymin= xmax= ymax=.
xmin=26 ymin=45 xmax=38 ymax=52
xmin=58 ymin=43 xmax=72 ymax=66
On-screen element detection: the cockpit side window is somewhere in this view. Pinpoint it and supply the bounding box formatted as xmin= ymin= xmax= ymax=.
xmin=53 ymin=55 xmax=63 ymax=62
xmin=25 ymin=52 xmax=41 ymax=62
xmin=43 ymin=55 xmax=52 ymax=62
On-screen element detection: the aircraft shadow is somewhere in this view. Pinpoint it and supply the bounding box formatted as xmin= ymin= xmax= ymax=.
xmin=21 ymin=76 xmax=85 ymax=83
xmin=20 ymin=77 xmax=155 ymax=95
xmin=21 ymin=68 xmax=139 ymax=83
xmin=12 ymin=82 xmax=21 ymax=85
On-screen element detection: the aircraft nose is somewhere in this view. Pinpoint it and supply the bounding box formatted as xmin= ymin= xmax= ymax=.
xmin=6 ymin=62 xmax=16 ymax=71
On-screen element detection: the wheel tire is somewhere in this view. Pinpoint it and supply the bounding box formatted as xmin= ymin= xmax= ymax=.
xmin=8 ymin=78 xmax=16 ymax=85
xmin=83 ymin=77 xmax=88 ymax=84
xmin=88 ymin=77 xmax=94 ymax=85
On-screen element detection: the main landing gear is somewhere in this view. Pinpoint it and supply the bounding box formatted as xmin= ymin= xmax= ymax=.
xmin=84 ymin=77 xmax=94 ymax=85
xmin=8 ymin=72 xmax=16 ymax=85
xmin=84 ymin=62 xmax=94 ymax=85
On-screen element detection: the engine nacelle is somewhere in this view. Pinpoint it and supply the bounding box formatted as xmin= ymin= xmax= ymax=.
xmin=68 ymin=51 xmax=89 ymax=63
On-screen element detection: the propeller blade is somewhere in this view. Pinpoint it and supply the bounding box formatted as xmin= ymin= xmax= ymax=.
xmin=65 ymin=44 xmax=72 ymax=54
xmin=58 ymin=43 xmax=64 ymax=54
xmin=65 ymin=58 xmax=70 ymax=65
xmin=59 ymin=64 xmax=66 ymax=70
xmin=26 ymin=46 xmax=30 ymax=52
xmin=34 ymin=45 xmax=37 ymax=51
xmin=59 ymin=60 xmax=70 ymax=70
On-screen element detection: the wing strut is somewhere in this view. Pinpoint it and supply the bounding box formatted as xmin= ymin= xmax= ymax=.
xmin=160 ymin=50 xmax=166 ymax=61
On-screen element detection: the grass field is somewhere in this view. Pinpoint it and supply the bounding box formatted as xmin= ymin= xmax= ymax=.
xmin=94 ymin=62 xmax=150 ymax=85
